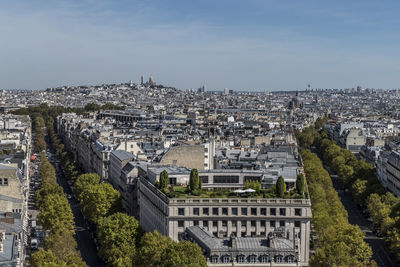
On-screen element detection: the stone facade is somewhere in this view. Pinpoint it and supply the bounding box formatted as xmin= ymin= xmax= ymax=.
xmin=138 ymin=177 xmax=311 ymax=266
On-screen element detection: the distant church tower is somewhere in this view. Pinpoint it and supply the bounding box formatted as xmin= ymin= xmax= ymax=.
xmin=140 ymin=75 xmax=144 ymax=85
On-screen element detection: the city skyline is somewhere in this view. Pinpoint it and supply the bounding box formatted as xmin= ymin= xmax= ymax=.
xmin=1 ymin=1 xmax=400 ymax=91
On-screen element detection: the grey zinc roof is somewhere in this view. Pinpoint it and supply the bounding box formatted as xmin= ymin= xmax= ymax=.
xmin=111 ymin=150 xmax=135 ymax=162
xmin=186 ymin=226 xmax=294 ymax=253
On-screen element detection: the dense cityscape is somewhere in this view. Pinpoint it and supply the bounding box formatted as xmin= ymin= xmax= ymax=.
xmin=0 ymin=79 xmax=400 ymax=266
xmin=2 ymin=1 xmax=400 ymax=266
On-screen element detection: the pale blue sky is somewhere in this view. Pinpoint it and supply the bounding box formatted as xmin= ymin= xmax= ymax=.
xmin=1 ymin=0 xmax=399 ymax=90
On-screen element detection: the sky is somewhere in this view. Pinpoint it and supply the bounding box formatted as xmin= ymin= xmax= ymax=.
xmin=0 ymin=0 xmax=400 ymax=91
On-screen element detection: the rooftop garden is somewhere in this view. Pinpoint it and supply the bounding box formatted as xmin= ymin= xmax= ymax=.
xmin=155 ymin=169 xmax=308 ymax=199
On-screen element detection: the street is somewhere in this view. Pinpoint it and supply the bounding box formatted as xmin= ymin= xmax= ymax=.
xmin=331 ymin=175 xmax=396 ymax=267
xmin=47 ymin=146 xmax=105 ymax=267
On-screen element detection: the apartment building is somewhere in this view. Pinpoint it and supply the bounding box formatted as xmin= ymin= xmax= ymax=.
xmin=138 ymin=176 xmax=311 ymax=266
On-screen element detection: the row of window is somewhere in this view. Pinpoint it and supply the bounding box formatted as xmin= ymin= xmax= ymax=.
xmin=178 ymin=207 xmax=302 ymax=216
xmin=210 ymin=254 xmax=295 ymax=264
xmin=0 ymin=178 xmax=9 ymax=185
xmin=178 ymin=219 xmax=301 ymax=229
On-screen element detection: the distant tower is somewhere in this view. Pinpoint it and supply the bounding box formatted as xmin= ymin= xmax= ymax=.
xmin=140 ymin=75 xmax=144 ymax=85
xmin=149 ymin=75 xmax=155 ymax=86
xmin=308 ymin=84 xmax=311 ymax=91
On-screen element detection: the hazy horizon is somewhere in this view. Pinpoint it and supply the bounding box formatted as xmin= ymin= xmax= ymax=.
xmin=1 ymin=1 xmax=400 ymax=91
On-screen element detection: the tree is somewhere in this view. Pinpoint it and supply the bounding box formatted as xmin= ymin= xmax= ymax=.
xmin=136 ymin=231 xmax=207 ymax=267
xmin=36 ymin=184 xmax=64 ymax=208
xmin=245 ymin=179 xmax=261 ymax=193
xmin=189 ymin=169 xmax=200 ymax=192
xmin=97 ymin=213 xmax=141 ymax=267
xmin=332 ymin=156 xmax=345 ymax=171
xmin=74 ymin=173 xmax=101 ymax=199
xmin=45 ymin=230 xmax=78 ymax=261
xmin=162 ymin=241 xmax=207 ymax=267
xmin=351 ymin=179 xmax=367 ymax=205
xmin=136 ymin=231 xmax=174 ymax=267
xmin=275 ymin=176 xmax=286 ymax=198
xmin=296 ymin=173 xmax=306 ymax=195
xmin=38 ymin=193 xmax=75 ymax=234
xmin=337 ymin=164 xmax=354 ymax=186
xmin=30 ymin=249 xmax=66 ymax=267
xmin=80 ymin=183 xmax=121 ymax=223
xmin=159 ymin=170 xmax=169 ymax=190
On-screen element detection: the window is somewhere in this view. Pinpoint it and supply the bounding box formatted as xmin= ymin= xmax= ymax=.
xmin=194 ymin=220 xmax=199 ymax=226
xmin=203 ymin=208 xmax=209 ymax=215
xmin=178 ymin=208 xmax=185 ymax=216
xmin=222 ymin=255 xmax=230 ymax=263
xmin=169 ymin=177 xmax=177 ymax=185
xmin=200 ymin=176 xmax=208 ymax=184
xmin=261 ymin=255 xmax=269 ymax=263
xmin=213 ymin=175 xmax=239 ymax=183
xmin=280 ymin=208 xmax=286 ymax=216
xmin=249 ymin=255 xmax=257 ymax=263
xmin=270 ymin=208 xmax=276 ymax=215
xmin=232 ymin=207 xmax=238 ymax=215
xmin=286 ymin=256 xmax=294 ymax=263
xmin=280 ymin=220 xmax=285 ymax=227
xmin=270 ymin=221 xmax=276 ymax=227
xmin=222 ymin=220 xmax=227 ymax=227
xmin=295 ymin=208 xmax=302 ymax=216
xmin=193 ymin=208 xmax=199 ymax=216
xmin=295 ymin=221 xmax=301 ymax=228
xmin=241 ymin=220 xmax=247 ymax=227
xmin=260 ymin=231 xmax=265 ymax=236
xmin=231 ymin=231 xmax=237 ymax=237
xmin=213 ymin=231 xmax=218 ymax=237
xmin=251 ymin=208 xmax=257 ymax=215
xmin=241 ymin=208 xmax=247 ymax=216
xmin=251 ymin=231 xmax=256 ymax=236
xmin=241 ymin=231 xmax=246 ymax=237
xmin=203 ymin=220 xmax=208 ymax=227
xmin=222 ymin=208 xmax=228 ymax=215
xmin=251 ymin=220 xmax=256 ymax=227
xmin=213 ymin=221 xmax=218 ymax=227
xmin=232 ymin=221 xmax=237 ymax=227
xmin=275 ymin=255 xmax=283 ymax=263
xmin=261 ymin=208 xmax=267 ymax=215
xmin=4 ymin=178 xmax=8 ymax=185
xmin=0 ymin=178 xmax=2 ymax=184
xmin=237 ymin=255 xmax=245 ymax=263
xmin=178 ymin=221 xmax=184 ymax=227
xmin=261 ymin=221 xmax=266 ymax=227
xmin=213 ymin=208 xmax=219 ymax=215
xmin=211 ymin=256 xmax=218 ymax=264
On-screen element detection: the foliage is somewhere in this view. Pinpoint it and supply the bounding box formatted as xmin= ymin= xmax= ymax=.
xmin=36 ymin=183 xmax=64 ymax=207
xmin=159 ymin=170 xmax=169 ymax=190
xmin=275 ymin=176 xmax=286 ymax=198
xmin=97 ymin=213 xmax=141 ymax=266
xmin=74 ymin=173 xmax=101 ymax=199
xmin=79 ymin=182 xmax=121 ymax=223
xmin=30 ymin=249 xmax=66 ymax=267
xmin=45 ymin=230 xmax=79 ymax=262
xmin=296 ymin=173 xmax=305 ymax=195
xmin=189 ymin=168 xmax=200 ymax=192
xmin=38 ymin=193 xmax=75 ymax=234
xmin=245 ymin=179 xmax=262 ymax=193
xmin=136 ymin=231 xmax=207 ymax=267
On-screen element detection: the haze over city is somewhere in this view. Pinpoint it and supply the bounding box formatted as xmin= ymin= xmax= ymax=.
xmin=1 ymin=0 xmax=400 ymax=91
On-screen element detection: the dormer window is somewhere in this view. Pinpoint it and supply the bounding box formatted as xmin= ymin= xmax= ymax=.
xmin=3 ymin=178 xmax=8 ymax=185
